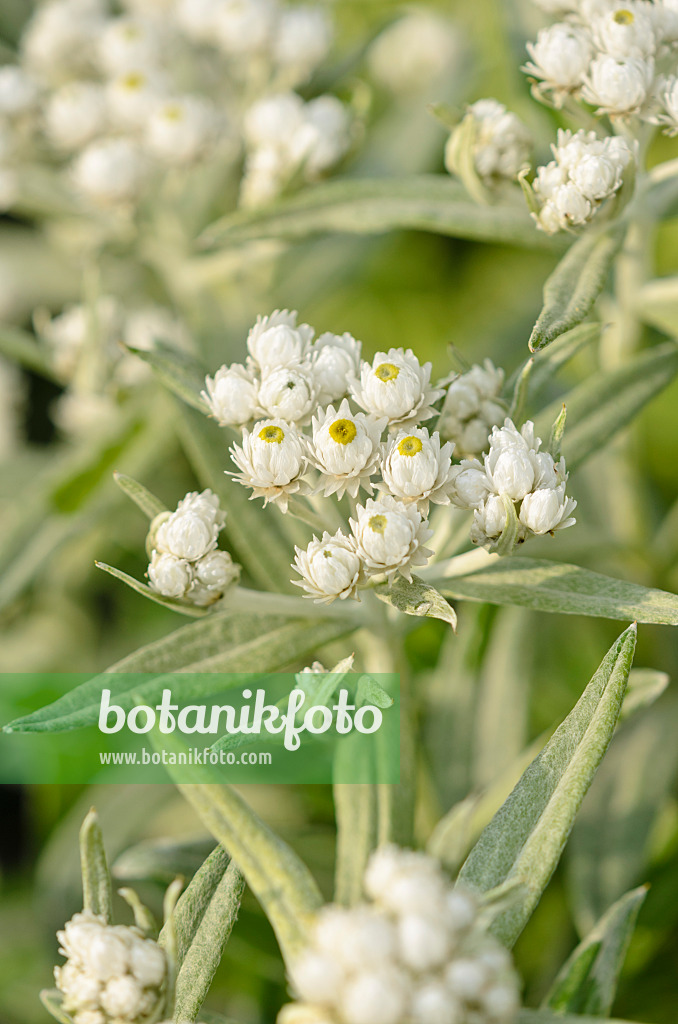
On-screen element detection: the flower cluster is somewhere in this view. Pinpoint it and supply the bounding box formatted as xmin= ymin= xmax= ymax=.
xmin=279 ymin=845 xmax=520 ymax=1024
xmin=445 ymin=99 xmax=533 ymax=185
xmin=532 ymin=128 xmax=634 ymax=233
xmin=54 ymin=911 xmax=167 ymax=1024
xmin=524 ymin=0 xmax=678 ymax=123
xmin=449 ymin=419 xmax=577 ymax=548
xmin=438 ymin=360 xmax=506 ymax=458
xmin=147 ymin=489 xmax=239 ymax=605
xmin=0 ymin=0 xmax=349 ymax=210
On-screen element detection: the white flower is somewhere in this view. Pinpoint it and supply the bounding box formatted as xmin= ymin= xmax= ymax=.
xmin=308 ymin=399 xmax=385 ymax=499
xmin=258 ymin=364 xmax=318 ymax=424
xmin=202 ymin=363 xmax=261 ymax=427
xmin=367 ymin=11 xmax=463 ymax=96
xmin=97 ymin=16 xmax=164 ymax=77
xmin=311 ymin=332 xmax=362 ymax=405
xmin=379 ymin=427 xmax=455 ymax=512
xmin=175 ymin=0 xmax=223 ymax=41
xmin=147 ymin=96 xmax=216 ymax=164
xmin=106 ymin=69 xmax=166 ymax=130
xmin=519 ymin=483 xmax=577 ymax=534
xmin=292 ymin=529 xmax=362 ymax=603
xmin=100 ymin=976 xmax=144 ymax=1018
xmin=655 ymin=74 xmax=678 ymax=133
xmin=447 ymin=460 xmax=493 ymax=510
xmin=297 ymin=95 xmax=351 ymax=176
xmin=229 ymin=418 xmax=309 ymax=510
xmin=154 ymin=489 xmax=225 ymax=560
xmin=0 ymin=65 xmax=38 ymax=116
xmin=351 ymin=348 xmax=444 ymax=428
xmin=349 ymin=495 xmax=433 ymax=582
xmin=524 ymin=23 xmax=593 ymax=99
xmin=470 ymin=494 xmax=516 ymax=546
xmin=44 ymin=82 xmax=107 ymax=150
xmin=246 ymin=309 xmax=314 ymax=374
xmin=193 ymin=549 xmax=240 ymax=592
xmin=214 ymin=0 xmax=277 ymax=56
xmin=148 ymin=550 xmax=192 ymax=598
xmin=591 ymin=5 xmax=658 ymax=58
xmin=446 ymin=98 xmax=532 ymax=181
xmin=582 ymin=54 xmax=654 ymax=114
xmin=128 ymin=940 xmax=166 ymax=988
xmin=21 ymin=0 xmax=105 ymax=82
xmin=71 ymin=138 xmax=147 ymax=203
xmin=340 ymin=968 xmax=408 ymax=1024
xmin=547 ymin=183 xmax=594 ymax=228
xmin=485 ymin=440 xmax=536 ymax=501
xmin=273 ymin=6 xmax=332 ymax=82
xmin=439 ymin=360 xmax=505 ymax=457
xmin=244 ymin=92 xmax=306 ymax=151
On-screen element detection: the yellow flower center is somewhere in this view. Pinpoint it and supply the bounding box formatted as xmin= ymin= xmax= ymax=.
xmin=163 ymin=104 xmax=185 ymax=122
xmin=397 ymin=435 xmax=423 ymax=457
xmin=368 ymin=514 xmax=388 ymax=533
xmin=613 ymin=9 xmax=634 ymax=24
xmin=329 ymin=418 xmax=358 ymax=445
xmin=374 ymin=362 xmax=400 ymax=383
xmin=121 ymin=72 xmax=146 ymax=90
xmin=258 ymin=425 xmax=284 ymax=444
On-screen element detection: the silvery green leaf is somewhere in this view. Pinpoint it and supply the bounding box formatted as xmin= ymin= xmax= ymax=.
xmin=517 ymin=1010 xmax=640 ymax=1024
xmin=176 ymin=404 xmax=295 ymax=594
xmin=536 ymin=341 xmax=678 ymax=470
xmin=125 ymin=342 xmax=209 ymax=413
xmin=433 ymin=556 xmax=678 ymax=625
xmin=79 ymin=808 xmax=113 ymax=923
xmin=544 ymin=886 xmax=647 ymax=1015
xmin=172 ymin=860 xmax=245 ymax=1023
xmin=2 ymin=611 xmax=354 ymax=733
xmin=457 ymin=624 xmax=636 ymax=946
xmin=356 ymin=676 xmax=394 ymax=709
xmin=529 ymin=226 xmax=625 ymax=351
xmin=505 ymin=323 xmax=602 ymax=410
xmin=634 ymin=275 xmax=678 ymax=335
xmin=159 ymin=845 xmax=231 ymax=967
xmin=113 ymin=472 xmax=167 ymax=519
xmin=163 ymin=770 xmax=324 ymax=963
xmin=509 ymin=358 xmax=532 ymax=424
xmin=548 ymin=405 xmax=567 ymax=461
xmin=95 ymin=562 xmax=212 ymax=618
xmin=374 ymin=574 xmax=457 ymax=630
xmin=199 ymin=177 xmax=560 ymax=252
xmin=113 ymin=837 xmax=216 ymax=885
xmin=0 ymin=322 xmax=55 ymax=377
xmin=620 ymin=668 xmax=670 ymax=721
xmin=40 ymin=989 xmax=74 ymax=1024
xmin=444 ymin=113 xmax=490 ymax=205
xmin=333 ymin=784 xmax=377 ymax=906
xmin=567 ymin=701 xmax=678 ymax=934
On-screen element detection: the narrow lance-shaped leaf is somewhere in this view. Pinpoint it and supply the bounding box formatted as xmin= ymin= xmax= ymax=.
xmin=374 ymin=574 xmax=457 ymax=630
xmin=543 ymin=886 xmax=647 ymax=1016
xmin=529 ymin=226 xmax=625 ymax=351
xmin=457 ymin=624 xmax=636 ymax=946
xmin=172 ymin=861 xmax=245 ymax=1022
xmin=536 ymin=341 xmax=678 ymax=470
xmin=95 ymin=561 xmax=211 ymax=618
xmin=79 ymin=808 xmax=113 ymax=923
xmin=125 ymin=342 xmax=209 ymax=413
xmin=113 ymin=472 xmax=167 ymax=519
xmin=199 ymin=177 xmax=561 ymax=252
xmin=159 ymin=844 xmax=231 ymax=967
xmin=432 ymin=555 xmax=678 ymax=626
xmin=333 ymin=784 xmax=378 ymax=907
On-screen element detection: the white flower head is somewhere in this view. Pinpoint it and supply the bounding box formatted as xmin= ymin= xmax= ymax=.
xmin=469 ymin=493 xmax=518 ymax=547
xmin=246 ymin=309 xmax=314 ymax=374
xmin=524 ymin=23 xmax=593 ymax=102
xmin=367 ymin=10 xmax=463 ymax=96
xmin=148 ymin=550 xmax=192 ymax=598
xmin=308 ymin=398 xmax=386 ymax=499
xmin=154 ymin=489 xmax=226 ymax=561
xmin=192 ymin=548 xmax=240 ymax=592
xmin=591 ymin=5 xmax=658 ymax=59
xmin=273 ymin=5 xmax=332 ymax=83
xmin=214 ymin=0 xmax=278 ymax=56
xmin=258 ymin=363 xmax=318 ymax=424
xmin=351 ymin=348 xmax=444 ymax=428
xmin=655 ymin=74 xmax=678 ymax=134
xmin=349 ymin=495 xmax=433 ymax=582
xmin=244 ymin=92 xmax=306 ymax=150
xmin=379 ymin=427 xmax=455 ymax=513
xmin=71 ymin=138 xmax=147 ymax=204
xmin=311 ymin=331 xmax=362 ymax=405
xmin=457 ymin=98 xmax=533 ymax=181
xmin=439 ymin=359 xmax=505 ymax=457
xmin=229 ymin=418 xmax=309 ymax=510
xmin=97 ymin=16 xmax=165 ymax=76
xmin=582 ymin=54 xmax=654 ymax=115
xmin=44 ymin=81 xmax=107 ymax=151
xmin=292 ymin=529 xmax=362 ymax=603
xmin=21 ymin=0 xmax=105 ymax=83
xmin=296 ymin=95 xmax=352 ymax=177
xmin=519 ymin=482 xmax=577 ymax=534
xmin=147 ymin=95 xmax=217 ymax=165
xmin=202 ymin=362 xmax=261 ymax=428
xmin=106 ymin=69 xmax=166 ymax=130
xmin=447 ymin=459 xmax=493 ymax=510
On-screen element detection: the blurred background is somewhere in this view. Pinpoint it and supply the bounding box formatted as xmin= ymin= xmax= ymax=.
xmin=1 ymin=1 xmax=677 ymax=1022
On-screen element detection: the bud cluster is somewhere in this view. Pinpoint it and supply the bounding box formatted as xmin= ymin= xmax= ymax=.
xmin=445 ymin=99 xmax=533 ymax=185
xmin=531 ymin=128 xmax=634 ymax=233
xmin=147 ymin=489 xmax=240 ymax=606
xmin=524 ymin=0 xmax=678 ymax=123
xmin=449 ymin=418 xmax=577 ymax=548
xmin=0 ymin=0 xmax=348 ymax=210
xmin=54 ymin=911 xmax=167 ymax=1024
xmin=279 ymin=845 xmax=520 ymax=1024
xmin=438 ymin=360 xmax=506 ymax=458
